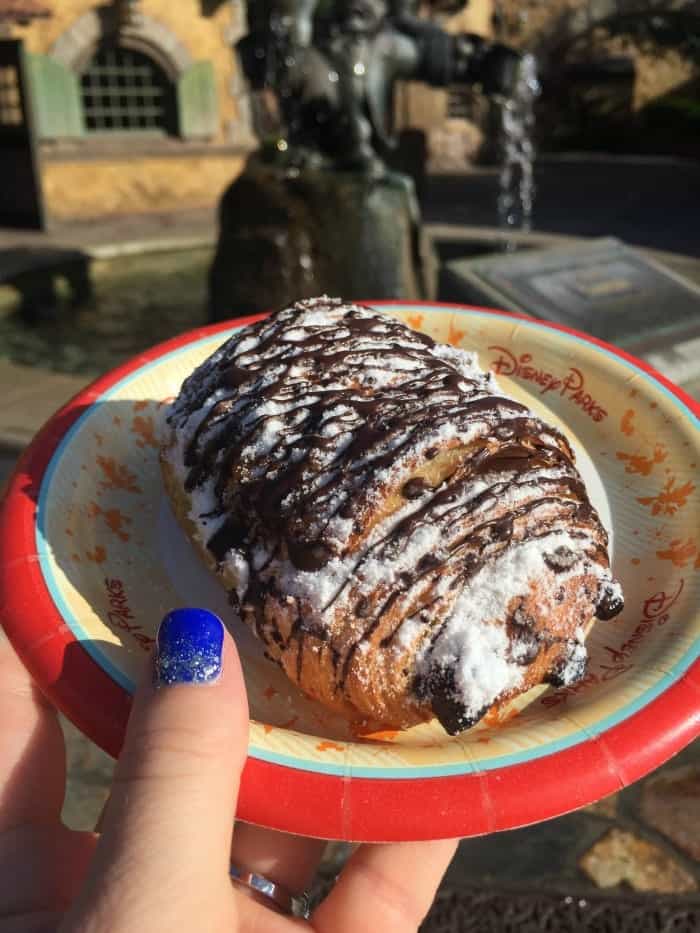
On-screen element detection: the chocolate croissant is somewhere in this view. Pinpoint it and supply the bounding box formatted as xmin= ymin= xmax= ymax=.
xmin=161 ymin=297 xmax=623 ymax=734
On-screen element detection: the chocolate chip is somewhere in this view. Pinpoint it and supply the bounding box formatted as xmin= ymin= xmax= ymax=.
xmin=544 ymin=545 xmax=580 ymax=573
xmin=288 ymin=540 xmax=331 ymax=571
xmin=402 ymin=478 xmax=429 ymax=499
xmin=545 ymin=641 xmax=587 ymax=687
xmin=510 ymin=632 xmax=540 ymax=666
xmin=596 ymin=582 xmax=625 ymax=620
xmin=511 ymin=603 xmax=535 ymax=629
xmin=355 ymin=596 xmax=372 ymax=618
xmin=418 ymin=553 xmax=440 ymax=573
xmin=207 ymin=516 xmax=247 ymax=562
xmin=300 ymin=617 xmax=328 ymax=640
xmin=416 ymin=666 xmax=485 ymax=735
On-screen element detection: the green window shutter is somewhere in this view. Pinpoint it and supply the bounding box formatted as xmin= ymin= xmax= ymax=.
xmin=177 ymin=60 xmax=218 ymax=139
xmin=26 ymin=53 xmax=85 ymax=139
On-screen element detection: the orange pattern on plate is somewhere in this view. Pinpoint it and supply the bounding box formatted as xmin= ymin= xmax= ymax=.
xmin=447 ymin=317 xmax=467 ymax=346
xmin=620 ymin=409 xmax=635 ymax=436
xmin=85 ymin=545 xmax=107 ymax=564
xmin=637 ymin=478 xmax=696 ymax=516
xmin=88 ymin=501 xmax=132 ymax=541
xmin=655 ymin=539 xmax=697 ymax=568
xmin=96 ymin=456 xmax=142 ymax=494
xmin=132 ymin=415 xmax=158 ymax=449
xmin=616 ymin=446 xmax=667 ymax=476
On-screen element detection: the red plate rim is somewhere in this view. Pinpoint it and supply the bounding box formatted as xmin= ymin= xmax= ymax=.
xmin=0 ymin=302 xmax=698 ymax=842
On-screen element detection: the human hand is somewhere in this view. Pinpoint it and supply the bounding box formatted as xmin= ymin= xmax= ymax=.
xmin=0 ymin=609 xmax=457 ymax=932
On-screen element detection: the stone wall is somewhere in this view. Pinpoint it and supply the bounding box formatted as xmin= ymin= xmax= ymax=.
xmin=42 ymin=153 xmax=246 ymax=220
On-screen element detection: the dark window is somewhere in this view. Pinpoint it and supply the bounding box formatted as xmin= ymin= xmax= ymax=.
xmin=0 ymin=64 xmax=23 ymax=127
xmin=80 ymin=45 xmax=177 ymax=134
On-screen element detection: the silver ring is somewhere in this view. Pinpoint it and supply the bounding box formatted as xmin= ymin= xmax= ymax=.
xmin=229 ymin=863 xmax=310 ymax=918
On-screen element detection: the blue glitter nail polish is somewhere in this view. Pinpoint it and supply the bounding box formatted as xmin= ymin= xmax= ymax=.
xmin=156 ymin=608 xmax=224 ymax=686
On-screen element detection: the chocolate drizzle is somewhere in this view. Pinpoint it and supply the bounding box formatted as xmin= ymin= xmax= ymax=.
xmin=166 ymin=297 xmax=623 ymax=733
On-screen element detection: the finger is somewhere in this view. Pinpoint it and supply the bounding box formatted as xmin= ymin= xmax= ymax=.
xmin=65 ymin=609 xmax=248 ymax=931
xmin=231 ymin=824 xmax=326 ymax=895
xmin=312 ymin=839 xmax=458 ymax=933
xmin=0 ymin=631 xmax=66 ymax=830
xmin=94 ymin=802 xmax=325 ymax=893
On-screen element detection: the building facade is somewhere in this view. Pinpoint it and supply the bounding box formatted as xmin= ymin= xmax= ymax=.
xmin=1 ymin=0 xmax=696 ymax=225
xmin=1 ymin=0 xmax=253 ymax=223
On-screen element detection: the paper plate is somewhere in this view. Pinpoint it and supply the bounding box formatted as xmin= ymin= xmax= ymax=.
xmin=1 ymin=303 xmax=698 ymax=842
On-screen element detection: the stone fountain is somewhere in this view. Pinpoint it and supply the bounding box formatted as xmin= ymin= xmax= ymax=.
xmin=208 ymin=0 xmax=525 ymax=321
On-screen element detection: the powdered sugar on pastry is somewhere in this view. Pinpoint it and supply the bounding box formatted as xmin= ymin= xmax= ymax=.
xmin=414 ymin=530 xmax=602 ymax=723
xmin=162 ymin=297 xmax=624 ymax=733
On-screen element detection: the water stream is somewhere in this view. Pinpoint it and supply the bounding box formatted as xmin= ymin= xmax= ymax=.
xmin=496 ymin=52 xmax=541 ymax=249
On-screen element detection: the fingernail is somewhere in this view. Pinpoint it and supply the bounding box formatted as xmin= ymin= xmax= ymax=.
xmin=155 ymin=608 xmax=224 ymax=686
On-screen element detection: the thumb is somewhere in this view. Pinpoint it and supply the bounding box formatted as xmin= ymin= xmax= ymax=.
xmin=63 ymin=609 xmax=248 ymax=933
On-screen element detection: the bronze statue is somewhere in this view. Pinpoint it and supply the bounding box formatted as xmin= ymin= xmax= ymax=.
xmin=238 ymin=1 xmax=522 ymax=174
xmin=208 ymin=3 xmax=525 ymax=320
